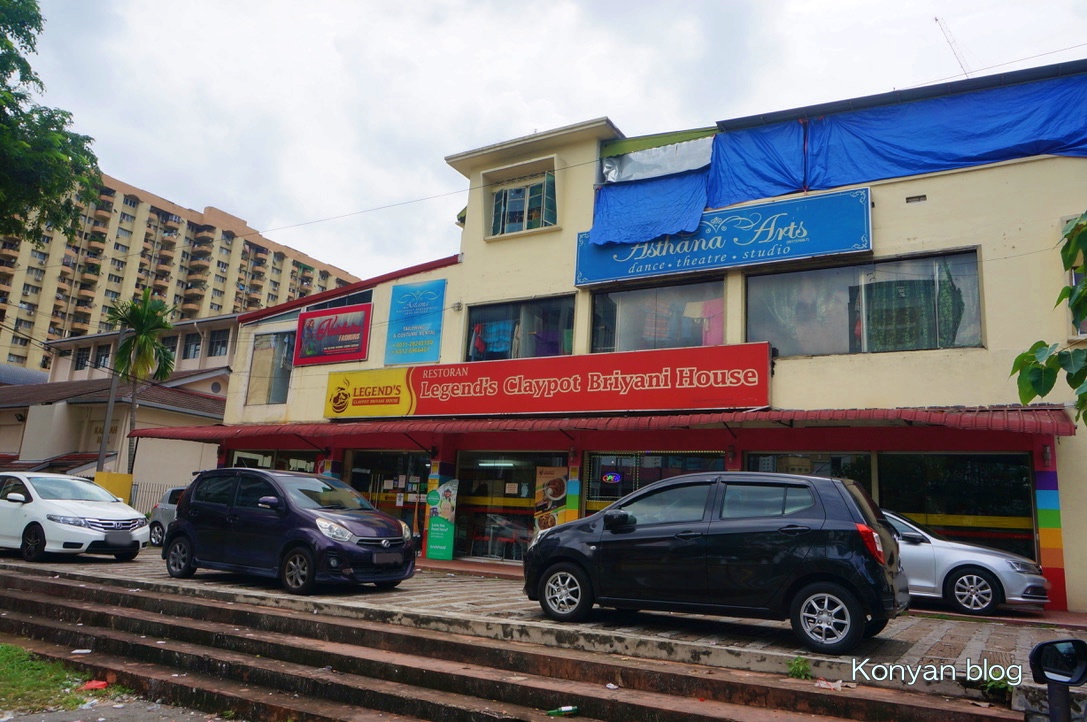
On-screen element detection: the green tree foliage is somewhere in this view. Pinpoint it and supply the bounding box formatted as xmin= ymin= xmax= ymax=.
xmin=0 ymin=0 xmax=100 ymax=242
xmin=107 ymin=289 xmax=176 ymax=473
xmin=1011 ymin=210 xmax=1087 ymax=421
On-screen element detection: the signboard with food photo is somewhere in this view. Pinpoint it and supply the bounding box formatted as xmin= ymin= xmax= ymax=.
xmin=534 ymin=466 xmax=569 ymax=532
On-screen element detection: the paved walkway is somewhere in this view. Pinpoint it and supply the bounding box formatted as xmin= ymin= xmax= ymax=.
xmin=3 ymin=550 xmax=1086 ymax=704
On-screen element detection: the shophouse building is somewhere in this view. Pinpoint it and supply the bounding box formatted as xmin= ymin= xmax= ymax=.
xmin=0 ymin=173 xmax=359 ymax=372
xmin=135 ymin=60 xmax=1087 ymax=611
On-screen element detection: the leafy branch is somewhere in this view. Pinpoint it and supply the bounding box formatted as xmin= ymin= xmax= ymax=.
xmin=1011 ymin=210 xmax=1087 ymax=421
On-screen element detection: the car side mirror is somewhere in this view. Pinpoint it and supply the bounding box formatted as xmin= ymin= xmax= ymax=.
xmin=901 ymin=533 xmax=927 ymax=545
xmin=603 ymin=510 xmax=633 ymax=530
xmin=257 ymin=495 xmax=281 ymax=510
xmin=4 ymin=492 xmax=26 ymax=503
xmin=1030 ymin=639 xmax=1087 ymax=685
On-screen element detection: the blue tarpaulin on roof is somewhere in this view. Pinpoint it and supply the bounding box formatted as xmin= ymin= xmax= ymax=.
xmin=590 ymin=72 xmax=1087 ymax=246
xmin=587 ymin=169 xmax=707 ymax=246
xmin=706 ymin=122 xmax=805 ymax=211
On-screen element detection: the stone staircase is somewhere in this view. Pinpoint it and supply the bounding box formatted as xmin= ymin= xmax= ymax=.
xmin=0 ymin=568 xmax=1019 ymax=722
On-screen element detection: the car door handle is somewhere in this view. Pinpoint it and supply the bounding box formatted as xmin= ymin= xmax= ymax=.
xmin=674 ymin=531 xmax=704 ymax=540
xmin=779 ymin=525 xmax=811 ymax=535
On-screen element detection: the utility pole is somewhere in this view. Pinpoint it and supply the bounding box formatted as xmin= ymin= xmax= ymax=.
xmin=96 ymin=328 xmax=126 ymax=472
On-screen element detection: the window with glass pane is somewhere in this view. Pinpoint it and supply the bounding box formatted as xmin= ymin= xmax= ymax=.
xmin=466 ymin=295 xmax=574 ymax=361
xmin=74 ymin=348 xmax=89 ymax=371
xmin=878 ymin=453 xmax=1035 ymax=559
xmin=592 ymin=280 xmax=724 ymax=353
xmin=246 ymin=331 xmax=296 ymax=405
xmin=182 ymin=332 xmax=201 ymax=360
xmin=745 ymin=452 xmax=872 ymax=493
xmin=746 ymin=252 xmax=981 ymax=357
xmin=94 ymin=345 xmax=110 ymax=369
xmin=587 ymin=452 xmax=725 ymax=506
xmin=490 ymin=172 xmax=556 ymax=236
xmin=208 ymin=329 xmax=229 ymax=357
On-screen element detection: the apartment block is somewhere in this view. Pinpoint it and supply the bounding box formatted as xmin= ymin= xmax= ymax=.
xmin=0 ymin=173 xmax=359 ymax=370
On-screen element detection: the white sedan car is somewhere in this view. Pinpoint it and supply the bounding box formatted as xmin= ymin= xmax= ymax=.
xmin=0 ymin=472 xmax=149 ymax=562
xmin=883 ymin=510 xmax=1050 ymax=615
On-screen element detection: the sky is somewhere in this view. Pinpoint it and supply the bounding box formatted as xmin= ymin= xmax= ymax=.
xmin=28 ymin=0 xmax=1087 ymax=282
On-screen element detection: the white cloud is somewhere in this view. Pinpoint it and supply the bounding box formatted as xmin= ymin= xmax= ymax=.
xmin=30 ymin=0 xmax=1087 ymax=279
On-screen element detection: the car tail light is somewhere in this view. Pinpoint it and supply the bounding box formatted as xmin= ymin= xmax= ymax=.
xmin=856 ymin=523 xmax=885 ymax=565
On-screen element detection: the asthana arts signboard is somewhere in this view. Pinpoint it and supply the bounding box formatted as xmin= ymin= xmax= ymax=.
xmin=324 ymin=343 xmax=770 ymax=418
xmin=576 ymin=188 xmax=871 ymax=286
xmin=294 ymin=303 xmax=372 ymax=367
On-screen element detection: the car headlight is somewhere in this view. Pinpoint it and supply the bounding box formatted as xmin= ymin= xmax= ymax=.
xmin=47 ymin=514 xmax=88 ymax=527
xmin=1007 ymin=559 xmax=1042 ymax=575
xmin=399 ymin=520 xmax=412 ymax=542
xmin=316 ymin=517 xmax=354 ymax=543
xmin=134 ymin=518 xmax=148 ymax=528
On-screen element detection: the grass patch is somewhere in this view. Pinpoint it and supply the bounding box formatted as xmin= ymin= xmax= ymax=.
xmin=0 ymin=643 xmax=119 ymax=714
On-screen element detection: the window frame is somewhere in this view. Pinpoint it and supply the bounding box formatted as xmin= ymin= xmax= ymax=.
xmin=465 ymin=294 xmax=575 ymax=362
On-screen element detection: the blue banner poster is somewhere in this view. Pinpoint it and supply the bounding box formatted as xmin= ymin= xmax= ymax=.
xmin=385 ymin=280 xmax=446 ymax=365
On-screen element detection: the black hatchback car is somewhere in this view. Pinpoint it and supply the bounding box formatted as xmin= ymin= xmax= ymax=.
xmin=163 ymin=468 xmax=414 ymax=594
xmin=523 ymin=472 xmax=908 ymax=654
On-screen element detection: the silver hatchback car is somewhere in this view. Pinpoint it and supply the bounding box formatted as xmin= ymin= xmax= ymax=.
xmin=149 ymin=486 xmax=187 ymax=547
xmin=883 ymin=510 xmax=1050 ymax=615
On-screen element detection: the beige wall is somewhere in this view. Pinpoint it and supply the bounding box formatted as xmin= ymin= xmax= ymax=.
xmin=22 ymin=402 xmax=82 ymax=460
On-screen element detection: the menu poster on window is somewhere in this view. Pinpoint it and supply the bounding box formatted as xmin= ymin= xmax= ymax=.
xmin=385 ymin=280 xmax=446 ymax=365
xmin=534 ymin=467 xmax=569 ymax=532
xmin=294 ymin=303 xmax=372 ymax=367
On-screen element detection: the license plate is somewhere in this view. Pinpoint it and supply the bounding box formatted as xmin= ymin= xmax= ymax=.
xmin=373 ymin=551 xmax=402 ymax=565
xmin=105 ymin=531 xmax=132 ymax=545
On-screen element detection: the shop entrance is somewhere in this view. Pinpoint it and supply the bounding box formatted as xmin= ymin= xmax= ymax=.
xmin=454 ymin=451 xmax=567 ymax=561
xmin=346 ymin=450 xmax=432 ymax=538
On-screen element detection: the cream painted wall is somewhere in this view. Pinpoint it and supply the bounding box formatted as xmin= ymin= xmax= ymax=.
xmin=1055 ymin=438 xmax=1087 ymax=610
xmin=22 ymin=402 xmax=81 ymax=460
xmin=132 ymin=437 xmax=218 ymax=490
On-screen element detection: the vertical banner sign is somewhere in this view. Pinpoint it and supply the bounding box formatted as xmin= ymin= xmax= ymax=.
xmin=385 ymin=280 xmax=446 ymax=365
xmin=426 ymin=478 xmax=459 ymax=560
xmin=294 ymin=303 xmax=372 ymax=367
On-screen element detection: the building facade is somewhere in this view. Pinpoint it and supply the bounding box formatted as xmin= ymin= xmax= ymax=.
xmin=0 ymin=173 xmax=359 ymax=371
xmin=136 ymin=62 xmax=1087 ymax=611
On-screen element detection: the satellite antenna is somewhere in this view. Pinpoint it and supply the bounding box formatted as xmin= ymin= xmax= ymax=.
xmin=935 ymin=17 xmax=972 ymax=78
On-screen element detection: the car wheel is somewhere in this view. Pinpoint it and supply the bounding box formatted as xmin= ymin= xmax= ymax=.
xmin=374 ymin=580 xmax=402 ymax=590
xmin=20 ymin=523 xmax=46 ymax=562
xmin=114 ymin=551 xmax=139 ymax=562
xmin=946 ymin=567 xmax=1002 ymax=615
xmin=790 ymin=582 xmax=865 ymax=654
xmin=149 ymin=522 xmax=165 ymax=547
xmin=538 ymin=562 xmax=594 ymax=622
xmin=863 ymin=618 xmax=888 ymax=638
xmin=280 ymin=546 xmax=316 ymax=595
xmin=165 ymin=536 xmax=196 ymax=578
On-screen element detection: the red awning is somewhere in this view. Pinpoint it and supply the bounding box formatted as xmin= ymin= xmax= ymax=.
xmin=129 ymin=405 xmax=1076 ymax=442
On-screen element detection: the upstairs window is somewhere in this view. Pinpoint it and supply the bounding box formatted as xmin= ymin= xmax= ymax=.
xmin=246 ymin=331 xmax=295 ymax=405
xmin=592 ymin=280 xmax=723 ymax=354
xmin=746 ymin=251 xmax=981 ymax=357
xmin=490 ymin=172 xmax=556 ymax=237
xmin=466 ymin=295 xmax=574 ymax=361
xmin=182 ymin=332 xmax=201 ymax=360
xmin=74 ymin=347 xmax=90 ymax=371
xmin=208 ymin=329 xmax=229 ymax=356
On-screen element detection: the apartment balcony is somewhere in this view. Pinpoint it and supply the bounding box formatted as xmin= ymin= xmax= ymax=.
xmin=157 ymin=246 xmax=175 ymax=261
xmin=158 ymin=234 xmax=176 ymax=248
xmin=77 ymin=287 xmax=96 ymax=300
xmin=152 ymin=276 xmax=169 ymax=291
xmin=300 ymin=267 xmax=315 ymax=281
xmin=55 ymin=277 xmax=72 ymax=293
xmin=53 ymin=293 xmax=66 ymax=308
xmin=181 ymin=301 xmax=201 ymax=313
xmin=86 ymin=237 xmax=106 ymax=253
xmin=70 ymin=318 xmax=90 ymax=333
xmin=249 ymin=274 xmax=265 ymax=288
xmin=80 ymin=270 xmax=99 ymax=284
xmin=93 ymin=206 xmax=112 ymax=221
xmin=162 ymin=215 xmax=180 ymax=231
xmin=155 ymin=262 xmax=173 ymax=275
xmin=184 ymin=284 xmax=206 ymax=299
xmin=194 ymin=228 xmax=215 ymax=243
xmin=189 ymin=256 xmax=211 ymax=271
xmin=46 ymin=327 xmax=63 ymax=341
xmin=187 ymin=270 xmax=209 ymax=285
xmin=0 ymin=245 xmax=19 ymax=260
xmin=58 ymin=262 xmax=74 ymax=278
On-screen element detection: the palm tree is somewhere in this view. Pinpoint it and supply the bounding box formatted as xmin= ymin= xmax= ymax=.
xmin=107 ymin=289 xmax=176 ymax=473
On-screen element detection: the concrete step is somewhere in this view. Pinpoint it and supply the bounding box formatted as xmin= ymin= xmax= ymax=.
xmin=0 ymin=569 xmax=1019 ymax=722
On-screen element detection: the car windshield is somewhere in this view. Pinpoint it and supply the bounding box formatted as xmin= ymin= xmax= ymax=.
xmin=273 ymin=474 xmax=375 ymax=511
xmin=886 ymin=511 xmax=949 ymax=541
xmin=29 ymin=476 xmax=119 ymax=502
